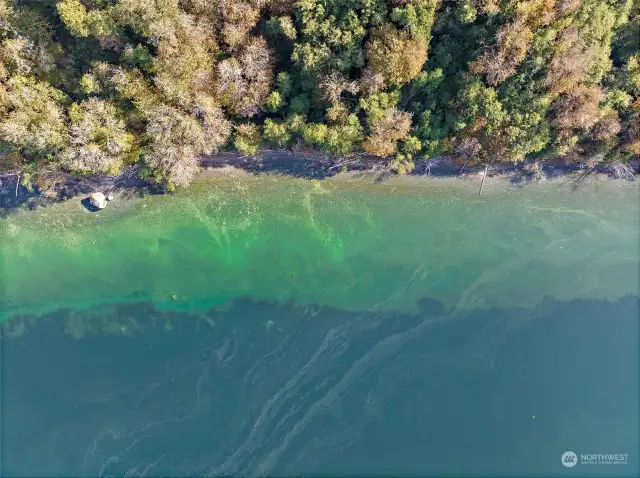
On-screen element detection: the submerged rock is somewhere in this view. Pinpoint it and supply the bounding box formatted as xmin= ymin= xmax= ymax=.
xmin=89 ymin=192 xmax=107 ymax=209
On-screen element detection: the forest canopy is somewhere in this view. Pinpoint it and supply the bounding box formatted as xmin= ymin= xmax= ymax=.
xmin=0 ymin=0 xmax=638 ymax=187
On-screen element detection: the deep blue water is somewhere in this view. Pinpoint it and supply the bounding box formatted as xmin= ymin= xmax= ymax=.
xmin=1 ymin=295 xmax=638 ymax=476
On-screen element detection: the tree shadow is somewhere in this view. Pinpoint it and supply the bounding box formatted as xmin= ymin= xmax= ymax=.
xmin=0 ymin=166 xmax=161 ymax=218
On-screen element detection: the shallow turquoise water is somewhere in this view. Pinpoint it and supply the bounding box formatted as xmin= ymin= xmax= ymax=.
xmin=1 ymin=172 xmax=638 ymax=476
xmin=1 ymin=172 xmax=638 ymax=319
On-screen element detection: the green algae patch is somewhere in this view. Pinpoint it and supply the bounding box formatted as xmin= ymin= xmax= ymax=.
xmin=1 ymin=173 xmax=638 ymax=323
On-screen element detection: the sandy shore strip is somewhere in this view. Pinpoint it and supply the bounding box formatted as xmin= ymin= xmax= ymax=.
xmin=1 ymin=150 xmax=637 ymax=214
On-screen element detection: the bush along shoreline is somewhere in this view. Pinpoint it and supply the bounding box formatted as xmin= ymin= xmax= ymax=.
xmin=0 ymin=0 xmax=638 ymax=192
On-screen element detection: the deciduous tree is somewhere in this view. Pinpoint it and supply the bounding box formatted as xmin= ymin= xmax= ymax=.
xmin=61 ymin=98 xmax=134 ymax=174
xmin=365 ymin=24 xmax=427 ymax=86
xmin=217 ymin=36 xmax=274 ymax=117
xmin=470 ymin=20 xmax=533 ymax=86
xmin=363 ymin=107 xmax=412 ymax=157
xmin=0 ymin=75 xmax=68 ymax=158
xmin=552 ymin=85 xmax=604 ymax=133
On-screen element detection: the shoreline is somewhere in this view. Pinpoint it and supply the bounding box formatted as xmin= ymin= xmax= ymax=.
xmin=1 ymin=150 xmax=638 ymax=215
